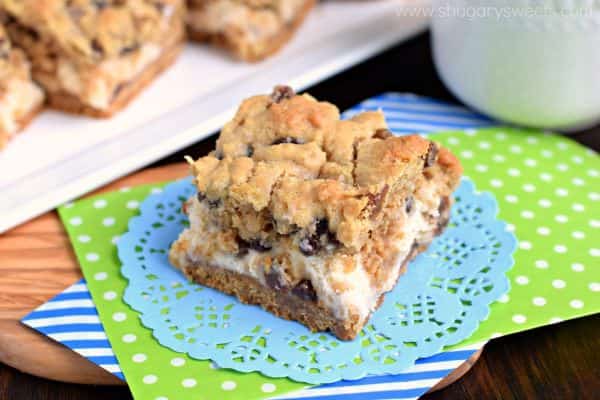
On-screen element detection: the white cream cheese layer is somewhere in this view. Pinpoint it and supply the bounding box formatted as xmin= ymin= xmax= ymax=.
xmin=56 ymin=43 xmax=161 ymax=110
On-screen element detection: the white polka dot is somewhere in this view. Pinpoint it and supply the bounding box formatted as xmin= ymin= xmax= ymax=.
xmin=554 ymin=244 xmax=567 ymax=253
xmin=126 ymin=200 xmax=140 ymax=210
xmin=505 ymin=194 xmax=518 ymax=203
xmin=498 ymin=294 xmax=510 ymax=303
xmin=589 ymin=282 xmax=600 ymax=292
xmin=572 ymin=177 xmax=584 ymax=186
xmin=490 ymin=179 xmax=503 ymax=188
xmin=119 ymin=187 xmax=131 ymax=192
xmin=571 ymin=155 xmax=583 ymax=164
xmin=495 ymin=132 xmax=507 ymax=140
xmin=524 ymin=158 xmax=537 ymax=167
xmin=221 ymin=381 xmax=237 ymax=391
xmin=535 ymin=260 xmax=548 ymax=269
xmin=515 ymin=275 xmax=529 ymax=285
xmin=521 ymin=210 xmax=534 ymax=219
xmin=555 ymin=215 xmax=568 ymax=223
xmin=151 ymin=187 xmax=163 ymax=194
xmin=512 ymin=314 xmax=527 ymax=324
xmin=464 ymin=129 xmax=477 ymax=136
xmin=78 ymin=235 xmax=91 ymax=243
xmin=589 ymin=192 xmax=599 ymax=201
xmin=261 ymin=383 xmax=277 ymax=393
xmin=122 ymin=334 xmax=137 ymax=343
xmin=590 ymin=248 xmax=600 ymax=257
xmin=519 ymin=241 xmax=532 ymax=250
xmin=69 ymin=217 xmax=82 ymax=226
xmin=475 ymin=164 xmax=488 ymax=172
xmin=510 ymin=145 xmax=522 ymax=153
xmin=555 ymin=188 xmax=568 ymax=197
xmin=171 ymin=357 xmax=185 ymax=367
xmin=538 ymin=199 xmax=552 ymax=208
xmin=478 ymin=141 xmax=491 ymax=149
xmin=569 ymin=299 xmax=584 ymax=309
xmin=570 ymin=200 xmax=585 ymax=214
xmin=541 ymin=149 xmax=553 ymax=158
xmin=132 ymin=353 xmax=147 ymax=363
xmin=591 ymin=219 xmax=600 ymax=228
xmin=522 ymin=184 xmax=536 ymax=193
xmin=447 ymin=137 xmax=459 ymax=145
xmin=526 ymin=136 xmax=538 ymax=144
xmin=460 ymin=150 xmax=473 ymax=159
xmin=155 ymin=397 xmax=168 ymax=400
xmin=143 ymin=375 xmax=157 ymax=384
xmin=490 ymin=332 xmax=503 ymax=339
xmin=182 ymin=378 xmax=197 ymax=388
xmin=506 ymin=223 xmax=515 ymax=232
xmin=572 ymin=231 xmax=585 ymax=240
xmin=85 ymin=253 xmax=100 ymax=262
xmin=571 ymin=263 xmax=585 ymax=272
xmin=102 ymin=217 xmax=116 ymax=227
xmin=549 ymin=317 xmax=563 ymax=324
xmin=113 ymin=312 xmax=127 ymax=322
xmin=103 ymin=291 xmax=117 ymax=300
xmin=552 ymin=279 xmax=566 ymax=289
xmin=532 ymin=297 xmax=546 ymax=306
xmin=111 ymin=235 xmax=120 ymax=245
xmin=557 ymin=163 xmax=569 ymax=171
xmin=93 ymin=199 xmax=107 ymax=209
xmin=537 ymin=227 xmax=550 ymax=236
xmin=587 ymin=168 xmax=599 ymax=177
xmin=94 ymin=272 xmax=107 ymax=281
xmin=507 ymin=168 xmax=521 ymax=176
xmin=492 ymin=154 xmax=505 ymax=162
xmin=539 ymin=173 xmax=553 ymax=182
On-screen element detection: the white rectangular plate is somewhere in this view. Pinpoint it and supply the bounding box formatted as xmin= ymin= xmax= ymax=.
xmin=0 ymin=0 xmax=428 ymax=233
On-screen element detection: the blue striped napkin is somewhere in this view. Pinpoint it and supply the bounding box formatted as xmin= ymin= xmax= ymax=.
xmin=22 ymin=93 xmax=494 ymax=399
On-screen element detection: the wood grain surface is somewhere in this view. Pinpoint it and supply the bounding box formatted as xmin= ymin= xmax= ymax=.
xmin=0 ymin=164 xmax=189 ymax=385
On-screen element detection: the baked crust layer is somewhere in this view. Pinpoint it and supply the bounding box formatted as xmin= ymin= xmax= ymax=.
xmin=187 ymin=0 xmax=315 ymax=61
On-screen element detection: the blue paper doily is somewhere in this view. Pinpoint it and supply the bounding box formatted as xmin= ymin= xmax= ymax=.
xmin=119 ymin=178 xmax=516 ymax=384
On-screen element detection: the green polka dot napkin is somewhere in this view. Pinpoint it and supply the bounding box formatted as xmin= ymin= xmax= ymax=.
xmin=435 ymin=127 xmax=599 ymax=345
xmin=59 ymin=185 xmax=307 ymax=400
xmin=57 ymin=126 xmax=599 ymax=399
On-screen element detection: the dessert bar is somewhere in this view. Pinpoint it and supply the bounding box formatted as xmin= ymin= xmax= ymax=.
xmin=170 ymin=86 xmax=462 ymax=340
xmin=187 ymin=0 xmax=315 ymax=61
xmin=1 ymin=0 xmax=185 ymax=117
xmin=0 ymin=23 xmax=44 ymax=149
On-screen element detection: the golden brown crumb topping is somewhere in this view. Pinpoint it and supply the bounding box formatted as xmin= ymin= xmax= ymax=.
xmin=187 ymin=87 xmax=462 ymax=251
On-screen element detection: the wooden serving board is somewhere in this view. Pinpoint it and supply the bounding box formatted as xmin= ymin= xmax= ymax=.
xmin=0 ymin=162 xmax=481 ymax=388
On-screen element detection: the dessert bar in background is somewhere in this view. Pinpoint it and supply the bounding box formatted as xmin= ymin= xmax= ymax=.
xmin=0 ymin=23 xmax=44 ymax=149
xmin=170 ymin=86 xmax=463 ymax=340
xmin=0 ymin=0 xmax=185 ymax=117
xmin=187 ymin=0 xmax=315 ymax=61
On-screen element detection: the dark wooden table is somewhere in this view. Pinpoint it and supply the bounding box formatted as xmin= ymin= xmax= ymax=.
xmin=1 ymin=31 xmax=599 ymax=400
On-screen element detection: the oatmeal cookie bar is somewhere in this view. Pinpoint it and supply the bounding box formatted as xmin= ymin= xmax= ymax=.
xmin=0 ymin=23 xmax=44 ymax=149
xmin=169 ymin=86 xmax=463 ymax=340
xmin=0 ymin=0 xmax=185 ymax=117
xmin=187 ymin=0 xmax=315 ymax=61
